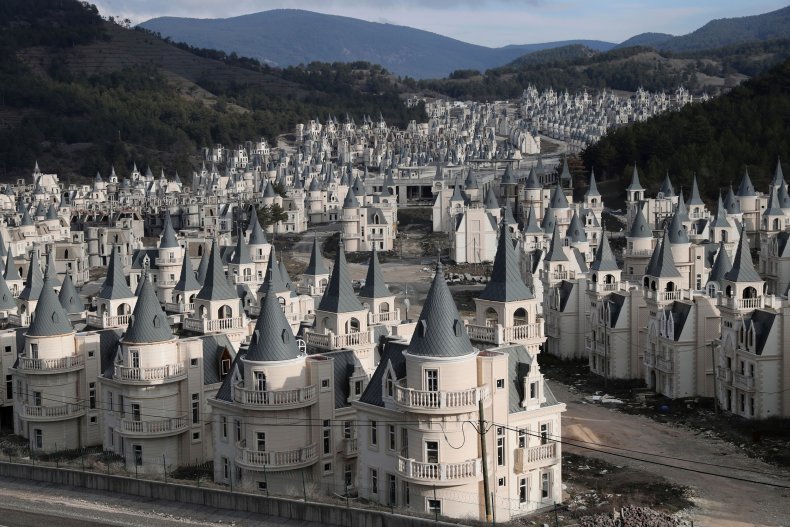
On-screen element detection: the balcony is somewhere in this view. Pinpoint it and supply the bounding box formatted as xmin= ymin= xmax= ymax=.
xmin=86 ymin=313 xmax=131 ymax=329
xmin=465 ymin=324 xmax=497 ymax=343
xmin=655 ymin=357 xmax=673 ymax=372
xmin=155 ymin=257 xmax=182 ymax=267
xmin=588 ymin=281 xmax=620 ymax=293
xmin=18 ymin=354 xmax=84 ymax=373
xmin=393 ymin=381 xmax=488 ymax=414
xmin=113 ymin=362 xmax=186 ymax=383
xmin=585 ymin=337 xmax=594 ymax=354
xmin=303 ymin=329 xmax=372 ymax=350
xmin=514 ymin=442 xmax=559 ymax=472
xmin=503 ymin=323 xmax=544 ymax=343
xmin=368 ymin=309 xmax=401 ymax=325
xmin=296 ymin=284 xmax=326 ymax=297
xmin=716 ymin=366 xmax=732 ymax=383
xmin=165 ymin=302 xmax=194 ymax=314
xmin=183 ymin=316 xmax=245 ymax=333
xmin=550 ymin=270 xmax=575 ymax=281
xmin=235 ymin=442 xmax=318 ymax=471
xmin=396 ymin=456 xmax=482 ymax=486
xmin=119 ymin=416 xmax=189 ymax=437
xmin=21 ymin=403 xmax=84 ymax=421
xmin=343 ymin=437 xmax=359 ymax=457
xmin=643 ymin=352 xmax=656 ymax=367
xmin=733 ymin=372 xmax=755 ymax=392
xmin=720 ymin=296 xmax=764 ymax=311
xmin=232 ymin=384 xmax=317 ymax=409
xmin=627 ymin=249 xmax=653 ymax=257
xmin=646 ymin=290 xmax=684 ymax=302
xmin=8 ymin=313 xmax=30 ymax=327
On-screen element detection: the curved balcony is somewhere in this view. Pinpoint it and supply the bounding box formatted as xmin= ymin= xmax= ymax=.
xmin=393 ymin=381 xmax=488 ymax=414
xmin=514 ymin=442 xmax=559 ymax=472
xmin=235 ymin=442 xmax=318 ymax=472
xmin=119 ymin=416 xmax=189 ymax=437
xmin=113 ymin=362 xmax=186 ymax=384
xmin=86 ymin=313 xmax=131 ymax=329
xmin=18 ymin=354 xmax=84 ymax=373
xmin=303 ymin=329 xmax=372 ymax=350
xmin=232 ymin=384 xmax=317 ymax=409
xmin=21 ymin=403 xmax=85 ymax=422
xmin=396 ymin=456 xmax=482 ymax=486
xmin=183 ymin=316 xmax=245 ymax=334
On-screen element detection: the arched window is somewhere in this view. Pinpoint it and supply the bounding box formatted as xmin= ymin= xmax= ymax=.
xmin=219 ymin=305 xmax=233 ymax=319
xmin=117 ymin=303 xmax=131 ymax=316
xmin=347 ymin=317 xmax=360 ymax=333
xmin=485 ymin=307 xmax=498 ymax=327
xmin=513 ymin=308 xmax=528 ymax=326
xmin=379 ymin=302 xmax=390 ymax=313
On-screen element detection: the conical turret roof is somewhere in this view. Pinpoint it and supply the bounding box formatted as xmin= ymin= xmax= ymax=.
xmin=667 ymin=211 xmax=689 ymax=244
xmin=545 ymin=223 xmax=568 ymax=262
xmin=159 ymin=212 xmax=179 ymax=249
xmin=123 ymin=274 xmax=173 ymax=343
xmin=27 ymin=285 xmax=73 ymax=337
xmin=305 ymin=236 xmax=328 ymax=276
xmin=4 ymin=245 xmax=21 ymax=281
xmin=523 ymin=205 xmax=543 ymax=235
xmin=549 ymin=181 xmax=569 ymax=209
xmin=736 ymin=169 xmax=756 ymax=197
xmin=245 ymin=272 xmax=301 ymax=362
xmin=724 ymin=185 xmax=741 ymax=214
xmin=627 ymin=165 xmax=643 ymax=191
xmin=58 ymin=273 xmax=83 ymax=314
xmin=658 ymin=172 xmax=675 ymax=197
xmin=259 ymin=247 xmax=289 ymax=295
xmin=196 ymin=239 xmax=239 ymax=301
xmin=523 ymin=167 xmax=541 ymax=190
xmin=566 ymin=210 xmax=587 ymax=243
xmin=590 ymin=232 xmax=619 ymax=272
xmin=480 ymin=222 xmax=533 ymax=302
xmin=19 ymin=249 xmax=44 ymax=301
xmin=343 ymin=187 xmax=359 ymax=209
xmin=248 ymin=208 xmax=268 ymax=245
xmin=359 ymin=246 xmax=391 ymax=299
xmin=174 ymin=246 xmax=201 ymax=292
xmin=646 ymin=230 xmax=681 ymax=278
xmin=723 ymin=227 xmax=761 ymax=283
xmin=541 ymin=207 xmax=556 ymax=233
xmin=708 ymin=242 xmax=732 ymax=283
xmin=483 ymin=186 xmax=499 ymax=209
xmin=688 ymin=176 xmax=704 ymax=206
xmin=318 ymin=240 xmax=364 ymax=313
xmin=710 ymin=194 xmax=731 ymax=228
xmin=585 ymin=169 xmax=600 ymax=198
xmin=230 ymin=231 xmax=252 ymax=265
xmin=278 ymin=258 xmax=296 ymax=293
xmin=98 ymin=246 xmax=133 ymax=300
xmin=0 ymin=267 xmax=16 ymax=310
xmin=628 ymin=205 xmax=652 ymax=238
xmin=43 ymin=247 xmax=59 ymax=290
xmin=408 ymin=263 xmax=473 ymax=358
xmin=196 ymin=246 xmax=210 ymax=285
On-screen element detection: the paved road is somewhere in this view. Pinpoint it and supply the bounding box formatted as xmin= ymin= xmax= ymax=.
xmin=551 ymin=381 xmax=790 ymax=527
xmin=0 ymin=477 xmax=323 ymax=527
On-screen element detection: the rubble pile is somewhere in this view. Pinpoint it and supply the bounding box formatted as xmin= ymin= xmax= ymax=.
xmin=578 ymin=506 xmax=689 ymax=527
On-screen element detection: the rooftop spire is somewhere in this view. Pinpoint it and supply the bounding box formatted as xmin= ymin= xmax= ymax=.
xmin=174 ymin=244 xmax=201 ymax=292
xmin=317 ymin=240 xmax=364 ymax=313
xmin=723 ymin=226 xmax=762 ymax=283
xmin=123 ymin=274 xmax=174 ymax=344
xmin=359 ymin=245 xmax=391 ymax=299
xmin=19 ymin=248 xmax=44 ymax=301
xmin=480 ymin=221 xmax=533 ymax=302
xmin=196 ymin=239 xmax=239 ymax=301
xmin=27 ymin=285 xmax=73 ymax=337
xmin=159 ymin=211 xmax=179 ymax=248
xmin=246 ymin=270 xmax=301 ymax=362
xmin=708 ymin=241 xmax=732 ymax=283
xmin=585 ymin=169 xmax=600 ymax=198
xmin=688 ymin=176 xmax=704 ymax=205
xmin=590 ymin=232 xmax=619 ymax=272
xmin=627 ymin=164 xmax=644 ymax=191
xmin=304 ymin=236 xmax=328 ymax=276
xmin=408 ymin=263 xmax=473 ymax=358
xmin=4 ymin=245 xmax=21 ymax=282
xmin=0 ymin=265 xmax=16 ymax=311
xmin=627 ymin=205 xmax=652 ymax=238
xmin=196 ymin=245 xmax=211 ymax=285
xmin=98 ymin=246 xmax=134 ymax=300
xmin=646 ymin=229 xmax=681 ymax=278
xmin=565 ymin=210 xmax=587 ymax=243
xmin=544 ymin=223 xmax=568 ymax=262
xmin=58 ymin=273 xmax=83 ymax=315
xmin=230 ymin=230 xmax=252 ymax=265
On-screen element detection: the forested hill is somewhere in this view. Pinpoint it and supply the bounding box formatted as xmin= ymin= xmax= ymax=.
xmin=0 ymin=0 xmax=424 ymax=182
xmin=581 ymin=59 xmax=790 ymax=202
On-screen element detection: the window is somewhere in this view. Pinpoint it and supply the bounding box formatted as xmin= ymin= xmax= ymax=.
xmin=258 ymin=481 xmax=267 ymax=492
xmin=119 ymin=395 xmax=124 ymax=416
xmin=256 ymin=432 xmax=265 ymax=451
xmin=344 ymin=463 xmax=354 ymax=489
xmin=541 ymin=472 xmax=551 ymax=499
xmin=33 ymin=391 xmax=42 ymax=406
xmin=88 ymin=350 xmax=94 ymax=358
xmin=134 ymin=445 xmax=143 ymax=466
xmin=427 ymin=499 xmax=441 ymax=514
xmin=496 ymin=378 xmax=505 ymax=389
xmin=192 ymin=393 xmax=200 ymax=424
xmin=425 ymin=441 xmax=438 ymax=464
xmin=4 ymin=345 xmax=11 ymax=353
xmin=30 ymin=343 xmax=38 ymax=359
xmin=425 ymin=369 xmax=438 ymax=392
xmin=221 ymin=358 xmax=231 ymax=376
xmin=33 ymin=429 xmax=42 ymax=449
xmin=190 ymin=358 xmax=198 ymax=367
xmin=130 ymin=350 xmax=139 ymax=368
xmin=540 ymin=423 xmax=549 ymax=445
xmin=5 ymin=375 xmax=12 ymax=400
xmin=323 ymin=462 xmax=332 ymax=474
xmin=131 ymin=403 xmax=141 ymax=421
xmin=388 ymin=474 xmax=397 ymax=506
xmin=518 ymin=428 xmax=527 ymax=449
xmin=388 ymin=425 xmax=396 ymax=450
xmin=254 ymin=371 xmax=266 ymax=392
xmin=221 ymin=417 xmax=228 ymax=439
xmin=385 ymin=376 xmax=394 ymax=397
xmin=519 ymin=478 xmax=527 ymax=504
xmin=107 ymin=391 xmax=113 ymax=412
xmin=354 ymin=380 xmax=363 ymax=396
xmin=530 ymin=382 xmax=537 ymax=399
xmin=402 ymin=482 xmax=410 ymax=507
xmin=498 ymin=477 xmax=506 ymax=487
xmin=235 ymin=419 xmax=242 ymax=442
xmin=222 ymin=457 xmax=229 ymax=479
xmin=496 ymin=427 xmax=505 ymax=466
xmin=89 ymin=383 xmax=96 ymax=409
xmin=370 ymin=420 xmax=378 ymax=446
xmin=343 ymin=421 xmax=352 ymax=439
xmin=192 ymin=432 xmax=200 ymax=441
xmin=370 ymin=468 xmax=378 ymax=494
xmin=323 ymin=420 xmax=331 ymax=455
xmin=321 ymin=379 xmax=330 ymax=389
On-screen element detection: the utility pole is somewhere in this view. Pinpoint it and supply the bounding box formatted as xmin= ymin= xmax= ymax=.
xmin=478 ymin=399 xmax=492 ymax=524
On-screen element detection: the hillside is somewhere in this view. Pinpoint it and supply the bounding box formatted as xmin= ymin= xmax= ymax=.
xmin=0 ymin=1 xmax=424 ymax=182
xmin=581 ymin=58 xmax=790 ymax=202
xmin=616 ymin=32 xmax=674 ymax=49
xmin=140 ymin=9 xmax=616 ymax=79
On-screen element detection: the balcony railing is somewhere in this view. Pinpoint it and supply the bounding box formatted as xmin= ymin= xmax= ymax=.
xmin=86 ymin=313 xmax=131 ymax=329
xmin=303 ymin=329 xmax=372 ymax=350
xmin=235 ymin=443 xmax=318 ymax=471
xmin=656 ymin=357 xmax=673 ymax=372
xmin=21 ymin=403 xmax=84 ymax=421
xmin=368 ymin=309 xmax=401 ymax=325
xmin=588 ymin=281 xmax=620 ymax=293
xmin=514 ymin=442 xmax=558 ymax=472
xmin=343 ymin=437 xmax=359 ymax=457
xmin=18 ymin=354 xmax=84 ymax=372
xmin=716 ymin=366 xmax=732 ymax=383
xmin=233 ymin=384 xmax=317 ymax=408
xmin=466 ymin=323 xmax=544 ymax=345
xmin=164 ymin=302 xmax=194 ymax=314
xmin=155 ymin=257 xmax=182 ymax=267
xmin=183 ymin=316 xmax=245 ymax=333
xmin=646 ymin=290 xmax=684 ymax=302
xmin=720 ymin=296 xmax=764 ymax=310
xmin=296 ymin=284 xmax=326 ymax=297
xmin=733 ymin=372 xmax=755 ymax=391
xmin=120 ymin=416 xmax=188 ymax=436
xmin=627 ymin=249 xmax=653 ymax=257
xmin=114 ymin=362 xmax=186 ymax=383
xmin=396 ymin=456 xmax=481 ymax=485
xmin=8 ymin=313 xmax=30 ymax=327
xmin=550 ymin=270 xmax=575 ymax=281
xmin=393 ymin=381 xmax=488 ymax=413
xmin=503 ymin=323 xmax=544 ymax=342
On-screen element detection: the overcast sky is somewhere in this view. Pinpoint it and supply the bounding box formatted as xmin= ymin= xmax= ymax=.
xmin=92 ymin=0 xmax=788 ymax=47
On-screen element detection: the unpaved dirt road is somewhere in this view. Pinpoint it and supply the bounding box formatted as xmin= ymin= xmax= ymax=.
xmin=551 ymin=381 xmax=790 ymax=527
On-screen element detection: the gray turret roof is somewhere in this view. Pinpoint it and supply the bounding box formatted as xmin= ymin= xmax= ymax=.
xmin=318 ymin=241 xmax=364 ymax=313
xmin=658 ymin=173 xmax=675 ymax=197
xmin=46 ymin=203 xmax=58 ymax=221
xmin=196 ymin=239 xmax=239 ymax=301
xmin=4 ymin=245 xmax=21 ymax=281
xmin=764 ymin=186 xmax=783 ymax=217
xmin=0 ymin=233 xmax=6 ymax=259
xmin=433 ymin=164 xmax=444 ymax=182
xmin=123 ymin=274 xmax=174 ymax=344
xmin=19 ymin=249 xmax=44 ymax=301
xmin=304 ymin=236 xmax=329 ymax=276
xmin=541 ymin=207 xmax=556 ymax=233
xmin=27 ymin=285 xmax=73 ymax=337
xmin=545 ymin=223 xmax=568 ymax=262
xmin=263 ymin=180 xmax=277 ymax=198
xmin=667 ymin=211 xmax=689 ymax=244
xmin=688 ymin=176 xmax=704 ymax=206
xmin=230 ymin=231 xmax=252 ymax=265
xmin=565 ymin=210 xmax=587 ymax=243
xmin=0 ymin=267 xmax=16 ymax=310
xmin=710 ymin=195 xmax=732 ymax=228
xmin=501 ymin=163 xmax=517 ymax=186
xmin=560 ymin=157 xmax=571 ymax=182
xmin=247 ymin=208 xmax=268 ymax=245
xmin=627 ymin=165 xmax=644 ymax=191
xmin=523 ymin=205 xmax=543 ymax=235
xmin=549 ymin=182 xmax=569 ymax=209
xmin=675 ymin=191 xmax=689 ymax=222
xmin=723 ymin=227 xmax=762 ymax=283
xmin=523 ymin=167 xmax=541 ymax=190
xmin=245 ymin=273 xmax=301 ymax=362
xmin=196 ymin=246 xmax=210 ymax=285
xmin=464 ymin=169 xmax=479 ymax=189
xmin=159 ymin=212 xmax=179 ymax=249
xmin=408 ymin=263 xmax=474 ymax=358
xmin=20 ymin=208 xmax=33 ymax=226
xmin=480 ymin=222 xmax=533 ymax=302
xmin=309 ymin=178 xmax=321 ymax=191
xmin=43 ymin=247 xmax=59 ymax=291
xmin=483 ymin=186 xmax=499 ymax=209
xmin=343 ymin=187 xmax=359 ymax=209
xmin=450 ymin=180 xmax=465 ymax=203
xmin=772 ymin=157 xmax=785 ymax=186
xmin=590 ymin=232 xmax=619 ymax=272
xmin=724 ymin=185 xmax=741 ymax=214
xmin=98 ymin=246 xmax=134 ymax=300
xmin=585 ymin=169 xmax=600 ymax=198
xmin=58 ymin=273 xmax=83 ymax=314
xmin=174 ymin=247 xmax=201 ymax=292
xmin=628 ymin=205 xmax=652 ymax=238
xmin=278 ymin=258 xmax=296 ymax=293
xmin=736 ymin=169 xmax=756 ymax=197
xmin=359 ymin=246 xmax=391 ymax=299
xmin=708 ymin=242 xmax=732 ymax=283
xmin=259 ymin=247 xmax=289 ymax=295
xmin=646 ymin=230 xmax=681 ymax=278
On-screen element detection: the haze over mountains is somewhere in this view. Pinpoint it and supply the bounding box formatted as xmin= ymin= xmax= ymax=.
xmin=141 ymin=6 xmax=790 ymax=79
